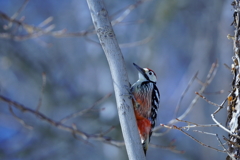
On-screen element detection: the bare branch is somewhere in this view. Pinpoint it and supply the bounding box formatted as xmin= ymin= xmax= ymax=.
xmin=176 ymin=119 xmax=219 ymax=130
xmin=224 ymin=63 xmax=231 ymax=70
xmin=0 ymin=0 xmax=148 ymax=41
xmin=119 ymin=36 xmax=153 ymax=48
xmin=211 ymin=113 xmax=240 ymax=139
xmin=170 ymin=61 xmax=218 ymax=123
xmin=224 ymin=136 xmax=240 ymax=150
xmin=38 ymin=17 xmax=53 ymax=28
xmin=193 ymin=131 xmax=236 ymax=159
xmin=149 ymin=141 xmax=184 ymax=154
xmin=100 ymin=126 xmax=116 ymax=136
xmin=203 ymin=90 xmax=225 ymax=95
xmin=0 ymin=11 xmax=94 ymax=40
xmin=180 ymin=124 xmax=219 ymax=130
xmin=60 ymin=93 xmax=112 ymax=123
xmin=196 ymin=90 xmax=240 ymax=139
xmin=4 ymin=0 xmax=29 ymax=30
xmin=174 ymin=72 xmax=198 ymax=118
xmin=8 ymin=105 xmax=33 ymax=130
xmin=154 ymin=61 xmax=218 ymax=133
xmin=0 ymin=95 xmax=123 ymax=147
xmin=111 ymin=0 xmax=150 ymax=26
xmin=196 ymin=90 xmax=237 ymax=139
xmin=195 ymin=92 xmax=220 ymax=107
xmin=36 ymin=73 xmax=46 ymax=112
xmin=162 ymin=125 xmax=226 ymax=153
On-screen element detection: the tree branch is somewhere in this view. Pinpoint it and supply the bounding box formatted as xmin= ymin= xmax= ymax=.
xmin=0 ymin=95 xmax=124 ymax=147
xmin=85 ymin=0 xmax=145 ymax=159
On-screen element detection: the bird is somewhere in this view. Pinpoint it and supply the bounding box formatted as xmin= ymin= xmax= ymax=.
xmin=130 ymin=63 xmax=160 ymax=155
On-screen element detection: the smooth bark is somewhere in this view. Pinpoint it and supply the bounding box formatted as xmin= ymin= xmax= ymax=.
xmin=86 ymin=0 xmax=146 ymax=159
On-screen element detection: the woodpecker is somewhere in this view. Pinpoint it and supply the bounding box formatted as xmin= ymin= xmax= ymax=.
xmin=130 ymin=63 xmax=160 ymax=155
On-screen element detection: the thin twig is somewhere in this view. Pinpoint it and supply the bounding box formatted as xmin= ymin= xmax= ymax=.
xmin=176 ymin=119 xmax=219 ymax=130
xmin=194 ymin=130 xmax=235 ymax=159
xmin=196 ymin=90 xmax=238 ymax=139
xmin=4 ymin=0 xmax=29 ymax=30
xmin=172 ymin=61 xmax=218 ymax=123
xmin=101 ymin=126 xmax=115 ymax=136
xmin=36 ymin=73 xmax=46 ymax=112
xmin=59 ymin=93 xmax=111 ymax=123
xmin=171 ymin=125 xmax=225 ymax=152
xmin=71 ymin=123 xmax=93 ymax=146
xmin=211 ymin=113 xmax=240 ymax=139
xmin=116 ymin=19 xmax=145 ymax=25
xmin=0 ymin=0 xmax=149 ymax=41
xmin=9 ymin=105 xmax=33 ymax=130
xmin=111 ymin=0 xmax=150 ymax=26
xmin=12 ymin=0 xmax=29 ymax=19
xmin=119 ymin=36 xmax=153 ymax=48
xmin=224 ymin=136 xmax=240 ymax=148
xmin=196 ymin=91 xmax=240 ymax=139
xmin=224 ymin=63 xmax=231 ymax=70
xmin=195 ymin=92 xmax=220 ymax=107
xmin=174 ymin=62 xmax=218 ymax=120
xmin=176 ymin=119 xmax=198 ymax=125
xmin=174 ymin=72 xmax=198 ymax=118
xmin=38 ymin=17 xmax=53 ymax=28
xmin=180 ymin=124 xmax=219 ymax=130
xmin=196 ymin=77 xmax=205 ymax=86
xmin=203 ymin=90 xmax=225 ymax=95
xmin=149 ymin=143 xmax=184 ymax=154
xmin=0 ymin=95 xmax=123 ymax=147
xmin=154 ymin=61 xmax=218 ymax=133
xmin=153 ymin=122 xmax=218 ymax=136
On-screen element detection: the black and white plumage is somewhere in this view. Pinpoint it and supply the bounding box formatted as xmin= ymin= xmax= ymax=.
xmin=149 ymin=84 xmax=160 ymax=137
xmin=131 ymin=63 xmax=160 ymax=154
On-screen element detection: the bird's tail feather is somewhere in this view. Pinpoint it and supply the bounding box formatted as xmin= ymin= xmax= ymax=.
xmin=142 ymin=135 xmax=149 ymax=155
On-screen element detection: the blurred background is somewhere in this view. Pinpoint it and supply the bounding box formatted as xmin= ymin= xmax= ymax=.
xmin=0 ymin=0 xmax=233 ymax=159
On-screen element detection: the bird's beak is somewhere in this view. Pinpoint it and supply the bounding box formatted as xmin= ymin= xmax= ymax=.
xmin=133 ymin=63 xmax=146 ymax=76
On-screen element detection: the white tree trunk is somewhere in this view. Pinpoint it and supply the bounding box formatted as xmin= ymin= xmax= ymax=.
xmin=227 ymin=1 xmax=240 ymax=159
xmin=85 ymin=0 xmax=146 ymax=159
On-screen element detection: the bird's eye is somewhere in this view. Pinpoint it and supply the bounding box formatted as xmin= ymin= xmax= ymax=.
xmin=149 ymin=72 xmax=152 ymax=75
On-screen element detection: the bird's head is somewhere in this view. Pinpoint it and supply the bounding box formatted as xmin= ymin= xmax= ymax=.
xmin=133 ymin=63 xmax=157 ymax=83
